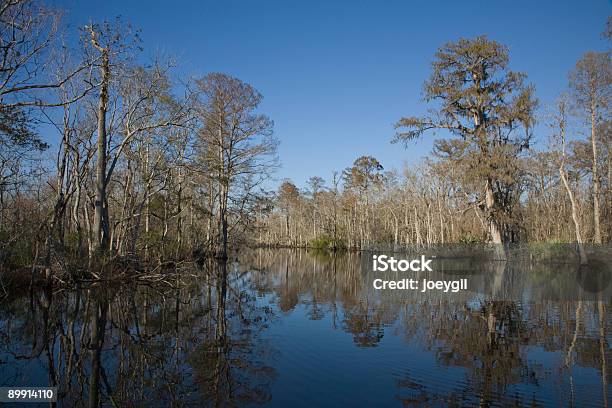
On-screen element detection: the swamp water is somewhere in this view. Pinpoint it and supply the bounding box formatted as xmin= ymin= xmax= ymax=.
xmin=0 ymin=248 xmax=610 ymax=407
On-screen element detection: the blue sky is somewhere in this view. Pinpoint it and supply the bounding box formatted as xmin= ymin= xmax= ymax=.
xmin=51 ymin=0 xmax=611 ymax=188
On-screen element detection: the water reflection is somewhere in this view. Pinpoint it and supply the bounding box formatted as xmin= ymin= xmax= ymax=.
xmin=0 ymin=249 xmax=609 ymax=407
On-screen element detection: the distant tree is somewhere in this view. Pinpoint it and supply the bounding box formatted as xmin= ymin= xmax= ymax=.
xmin=278 ymin=181 xmax=300 ymax=208
xmin=343 ymin=156 xmax=384 ymax=248
xmin=307 ymin=176 xmax=325 ymax=198
xmin=394 ymin=36 xmax=537 ymax=258
xmin=306 ymin=176 xmax=326 ymax=238
xmin=343 ymin=156 xmax=384 ymax=193
xmin=278 ymin=180 xmax=301 ymax=243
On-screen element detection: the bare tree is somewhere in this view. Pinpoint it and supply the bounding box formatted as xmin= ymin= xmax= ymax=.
xmin=0 ymin=1 xmax=89 ymax=107
xmin=194 ymin=73 xmax=277 ymax=259
xmin=84 ymin=20 xmax=189 ymax=255
xmin=569 ymin=51 xmax=611 ymax=244
xmin=550 ymin=96 xmax=588 ymax=264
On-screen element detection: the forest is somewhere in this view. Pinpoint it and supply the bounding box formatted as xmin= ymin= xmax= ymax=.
xmin=0 ymin=0 xmax=610 ymax=281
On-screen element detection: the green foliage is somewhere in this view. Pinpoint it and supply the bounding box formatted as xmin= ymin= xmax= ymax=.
xmin=343 ymin=156 xmax=384 ymax=192
xmin=527 ymin=242 xmax=571 ymax=260
xmin=393 ymin=36 xmax=538 ymax=245
xmin=142 ymin=230 xmax=162 ymax=247
xmin=63 ymin=232 xmax=84 ymax=253
xmin=0 ymin=231 xmax=35 ymax=269
xmin=457 ymin=234 xmax=483 ymax=244
xmin=308 ymin=235 xmax=346 ymax=251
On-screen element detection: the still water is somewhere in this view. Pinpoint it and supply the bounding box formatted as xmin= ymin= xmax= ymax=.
xmin=0 ymin=249 xmax=610 ymax=407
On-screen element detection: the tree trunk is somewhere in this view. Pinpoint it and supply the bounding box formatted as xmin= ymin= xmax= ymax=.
xmin=559 ymin=101 xmax=588 ymax=265
xmin=485 ymin=179 xmax=506 ymax=260
xmin=608 ymin=133 xmax=611 ymax=242
xmin=176 ymin=165 xmax=183 ymax=255
xmin=93 ymin=49 xmax=110 ymax=254
xmin=590 ymin=103 xmax=602 ymax=244
xmin=144 ymin=144 xmax=150 ymax=260
xmin=560 ymin=167 xmax=588 ymax=265
xmin=414 ymin=205 xmax=422 ymax=247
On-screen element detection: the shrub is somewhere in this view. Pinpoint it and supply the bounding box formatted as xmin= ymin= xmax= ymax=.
xmin=308 ymin=235 xmax=346 ymax=251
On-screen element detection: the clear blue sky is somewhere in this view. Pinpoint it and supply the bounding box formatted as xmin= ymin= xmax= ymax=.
xmin=52 ymin=0 xmax=611 ymax=189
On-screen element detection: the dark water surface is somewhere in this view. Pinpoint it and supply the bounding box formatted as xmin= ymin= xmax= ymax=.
xmin=0 ymin=249 xmax=610 ymax=407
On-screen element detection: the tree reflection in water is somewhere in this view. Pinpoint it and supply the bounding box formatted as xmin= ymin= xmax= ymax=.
xmin=0 ymin=259 xmax=276 ymax=407
xmin=0 ymin=249 xmax=609 ymax=407
xmin=247 ymin=249 xmax=609 ymax=407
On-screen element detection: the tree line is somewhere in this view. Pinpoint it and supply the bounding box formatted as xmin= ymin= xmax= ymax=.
xmin=258 ymin=25 xmax=611 ymax=261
